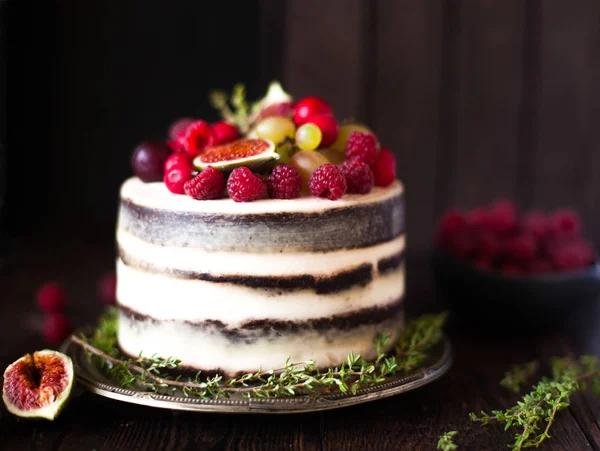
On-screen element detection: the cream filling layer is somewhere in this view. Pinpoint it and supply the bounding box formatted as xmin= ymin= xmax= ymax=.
xmin=120 ymin=177 xmax=403 ymax=215
xmin=117 ymin=231 xmax=405 ymax=277
xmin=118 ymin=313 xmax=403 ymax=373
xmin=116 ymin=260 xmax=404 ymax=325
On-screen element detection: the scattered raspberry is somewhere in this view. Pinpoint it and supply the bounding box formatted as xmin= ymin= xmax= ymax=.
xmin=339 ymin=159 xmax=374 ymax=194
xmin=551 ymin=242 xmax=589 ymax=271
xmin=522 ymin=211 xmax=549 ymax=241
xmin=503 ymin=234 xmax=537 ymax=263
xmin=345 ymin=131 xmax=378 ymax=166
xmin=168 ymin=117 xmax=196 ymax=141
xmin=267 ymin=164 xmax=302 ymax=199
xmin=43 ymin=313 xmax=73 ymax=345
xmin=308 ymin=164 xmax=347 ymax=200
xmin=435 ymin=209 xmax=468 ymax=249
xmin=164 ymin=167 xmax=193 ymax=195
xmin=36 ymin=282 xmax=67 ymax=313
xmin=372 ymin=147 xmax=396 ymax=187
xmin=549 ymin=208 xmax=581 ymax=237
xmin=227 ymin=167 xmax=267 ymax=202
xmin=167 ymin=140 xmax=183 ymax=152
xmin=475 ymin=231 xmax=500 ymax=258
xmin=97 ymin=271 xmax=117 ymax=305
xmin=466 ymin=208 xmax=490 ymax=231
xmin=212 ymin=121 xmax=240 ymax=145
xmin=528 ymin=259 xmax=552 ymax=274
xmin=164 ymin=153 xmax=193 ymax=173
xmin=177 ymin=120 xmax=215 ymax=157
xmin=487 ymin=199 xmax=518 ymax=235
xmin=184 ymin=166 xmax=225 ymax=200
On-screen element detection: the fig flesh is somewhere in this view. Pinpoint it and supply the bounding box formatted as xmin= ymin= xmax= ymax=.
xmin=2 ymin=350 xmax=74 ymax=420
xmin=193 ymin=138 xmax=278 ymax=172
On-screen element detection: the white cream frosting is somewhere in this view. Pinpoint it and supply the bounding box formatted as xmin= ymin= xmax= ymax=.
xmin=120 ymin=176 xmax=403 ymax=215
xmin=116 ymin=260 xmax=404 ymax=325
xmin=118 ymin=230 xmax=405 ymax=277
xmin=118 ymin=312 xmax=403 ymax=373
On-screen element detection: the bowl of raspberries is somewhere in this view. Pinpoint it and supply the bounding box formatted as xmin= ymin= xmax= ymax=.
xmin=433 ymin=198 xmax=600 ymax=331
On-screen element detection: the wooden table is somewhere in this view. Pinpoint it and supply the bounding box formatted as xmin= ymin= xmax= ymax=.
xmin=2 ymin=222 xmax=600 ymax=450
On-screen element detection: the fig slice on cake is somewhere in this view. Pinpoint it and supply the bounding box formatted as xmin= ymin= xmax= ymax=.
xmin=193 ymin=138 xmax=278 ymax=172
xmin=2 ymin=350 xmax=74 ymax=420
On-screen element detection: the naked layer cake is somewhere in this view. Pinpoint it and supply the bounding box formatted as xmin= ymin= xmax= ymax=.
xmin=116 ymin=82 xmax=405 ymax=375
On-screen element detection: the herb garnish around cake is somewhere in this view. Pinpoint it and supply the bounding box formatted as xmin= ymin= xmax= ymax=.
xmin=70 ymin=308 xmax=447 ymax=400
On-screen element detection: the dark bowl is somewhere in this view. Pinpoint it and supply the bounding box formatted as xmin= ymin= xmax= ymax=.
xmin=432 ymin=251 xmax=600 ymax=333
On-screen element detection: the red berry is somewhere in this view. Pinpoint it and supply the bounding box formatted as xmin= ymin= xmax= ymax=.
xmin=131 ymin=140 xmax=172 ymax=183
xmin=339 ymin=159 xmax=374 ymax=194
xmin=503 ymin=234 xmax=537 ymax=263
xmin=167 ymin=140 xmax=183 ymax=152
xmin=549 ymin=208 xmax=581 ymax=237
xmin=97 ymin=272 xmax=117 ymax=305
xmin=345 ymin=131 xmax=378 ymax=166
xmin=528 ymin=259 xmax=552 ymax=274
xmin=372 ymin=147 xmax=396 ymax=187
xmin=308 ymin=164 xmax=347 ymax=200
xmin=211 ymin=121 xmax=240 ymax=145
xmin=522 ymin=211 xmax=549 ymax=241
xmin=177 ymin=120 xmax=215 ymax=157
xmin=168 ymin=117 xmax=196 ymax=141
xmin=487 ymin=198 xmax=518 ymax=235
xmin=184 ymin=166 xmax=225 ymax=200
xmin=466 ymin=208 xmax=490 ymax=232
xmin=501 ymin=263 xmax=522 ymax=276
xmin=293 ymin=97 xmax=333 ymax=126
xmin=36 ymin=282 xmax=67 ymax=313
xmin=227 ymin=167 xmax=267 ymax=202
xmin=473 ymin=256 xmax=492 ymax=270
xmin=267 ymin=164 xmax=302 ymax=199
xmin=475 ymin=231 xmax=500 ymax=258
xmin=164 ymin=167 xmax=193 ymax=194
xmin=305 ymin=114 xmax=339 ymax=147
xmin=164 ymin=153 xmax=193 ymax=173
xmin=436 ymin=210 xmax=467 ymax=240
xmin=551 ymin=242 xmax=589 ymax=271
xmin=43 ymin=313 xmax=73 ymax=345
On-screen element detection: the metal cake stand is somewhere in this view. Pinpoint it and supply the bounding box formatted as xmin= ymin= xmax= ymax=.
xmin=61 ymin=335 xmax=452 ymax=414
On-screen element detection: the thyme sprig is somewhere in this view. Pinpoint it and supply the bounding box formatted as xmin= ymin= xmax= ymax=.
xmin=439 ymin=355 xmax=600 ymax=450
xmin=73 ymin=308 xmax=447 ymax=400
xmin=437 ymin=431 xmax=458 ymax=451
xmin=209 ymin=83 xmax=251 ymax=133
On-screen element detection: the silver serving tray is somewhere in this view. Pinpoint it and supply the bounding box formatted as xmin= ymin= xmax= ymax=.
xmin=61 ymin=335 xmax=452 ymax=414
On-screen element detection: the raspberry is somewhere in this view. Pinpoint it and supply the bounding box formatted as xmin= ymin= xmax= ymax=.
xmin=475 ymin=231 xmax=500 ymax=258
xmin=212 ymin=121 xmax=240 ymax=145
xmin=36 ymin=282 xmax=67 ymax=313
xmin=184 ymin=166 xmax=225 ymax=200
xmin=345 ymin=131 xmax=378 ymax=166
xmin=43 ymin=313 xmax=73 ymax=345
xmin=227 ymin=167 xmax=267 ymax=202
xmin=522 ymin=211 xmax=549 ymax=241
xmin=168 ymin=117 xmax=196 ymax=141
xmin=501 ymin=263 xmax=522 ymax=276
xmin=487 ymin=198 xmax=518 ymax=235
xmin=167 ymin=140 xmax=183 ymax=152
xmin=339 ymin=159 xmax=374 ymax=194
xmin=164 ymin=153 xmax=193 ymax=173
xmin=466 ymin=208 xmax=490 ymax=232
xmin=372 ymin=147 xmax=396 ymax=187
xmin=177 ymin=120 xmax=215 ymax=157
xmin=549 ymin=208 xmax=581 ymax=237
xmin=503 ymin=234 xmax=537 ymax=263
xmin=528 ymin=259 xmax=552 ymax=274
xmin=308 ymin=164 xmax=347 ymax=200
xmin=435 ymin=209 xmax=467 ymax=248
xmin=551 ymin=242 xmax=588 ymax=271
xmin=267 ymin=164 xmax=302 ymax=199
xmin=97 ymin=271 xmax=117 ymax=304
xmin=164 ymin=167 xmax=193 ymax=194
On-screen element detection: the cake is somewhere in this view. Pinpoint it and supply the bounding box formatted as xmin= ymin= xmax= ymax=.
xmin=116 ymin=82 xmax=405 ymax=376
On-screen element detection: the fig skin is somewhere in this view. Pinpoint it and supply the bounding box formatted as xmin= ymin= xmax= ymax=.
xmin=2 ymin=350 xmax=74 ymax=421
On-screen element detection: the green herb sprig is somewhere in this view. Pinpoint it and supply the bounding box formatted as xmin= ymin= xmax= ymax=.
xmin=209 ymin=83 xmax=251 ymax=133
xmin=437 ymin=431 xmax=458 ymax=451
xmin=438 ymin=356 xmax=600 ymax=450
xmin=72 ymin=309 xmax=447 ymax=400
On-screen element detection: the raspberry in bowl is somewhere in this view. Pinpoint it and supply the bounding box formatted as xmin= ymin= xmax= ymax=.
xmin=432 ymin=199 xmax=600 ymax=332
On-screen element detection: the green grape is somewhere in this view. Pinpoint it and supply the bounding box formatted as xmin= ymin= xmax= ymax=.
xmin=276 ymin=141 xmax=292 ymax=163
xmin=330 ymin=123 xmax=372 ymax=152
xmin=290 ymin=150 xmax=330 ymax=193
xmin=255 ymin=116 xmax=296 ymax=144
xmin=295 ymin=123 xmax=322 ymax=151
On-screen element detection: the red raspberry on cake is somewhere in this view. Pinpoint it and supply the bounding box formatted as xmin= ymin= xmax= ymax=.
xmin=177 ymin=120 xmax=215 ymax=157
xmin=309 ymin=164 xmax=347 ymax=200
xmin=339 ymin=159 xmax=374 ymax=194
xmin=211 ymin=121 xmax=240 ymax=145
xmin=549 ymin=208 xmax=581 ymax=237
xmin=522 ymin=211 xmax=549 ymax=241
xmin=487 ymin=198 xmax=518 ymax=235
xmin=267 ymin=164 xmax=302 ymax=199
xmin=372 ymin=147 xmax=396 ymax=187
xmin=168 ymin=117 xmax=196 ymax=141
xmin=184 ymin=166 xmax=225 ymax=200
xmin=345 ymin=131 xmax=378 ymax=166
xmin=503 ymin=233 xmax=537 ymax=263
xmin=227 ymin=167 xmax=267 ymax=202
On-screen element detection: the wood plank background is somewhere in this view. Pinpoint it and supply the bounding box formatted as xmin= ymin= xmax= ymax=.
xmin=266 ymin=0 xmax=600 ymax=253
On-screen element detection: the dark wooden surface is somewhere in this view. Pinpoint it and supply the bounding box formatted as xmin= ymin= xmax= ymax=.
xmin=2 ymin=222 xmax=600 ymax=450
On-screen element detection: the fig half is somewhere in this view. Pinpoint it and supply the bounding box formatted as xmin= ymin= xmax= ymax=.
xmin=2 ymin=350 xmax=74 ymax=420
xmin=193 ymin=138 xmax=278 ymax=172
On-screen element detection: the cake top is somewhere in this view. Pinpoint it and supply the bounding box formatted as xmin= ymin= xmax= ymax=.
xmin=129 ymin=81 xmax=398 ymax=204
